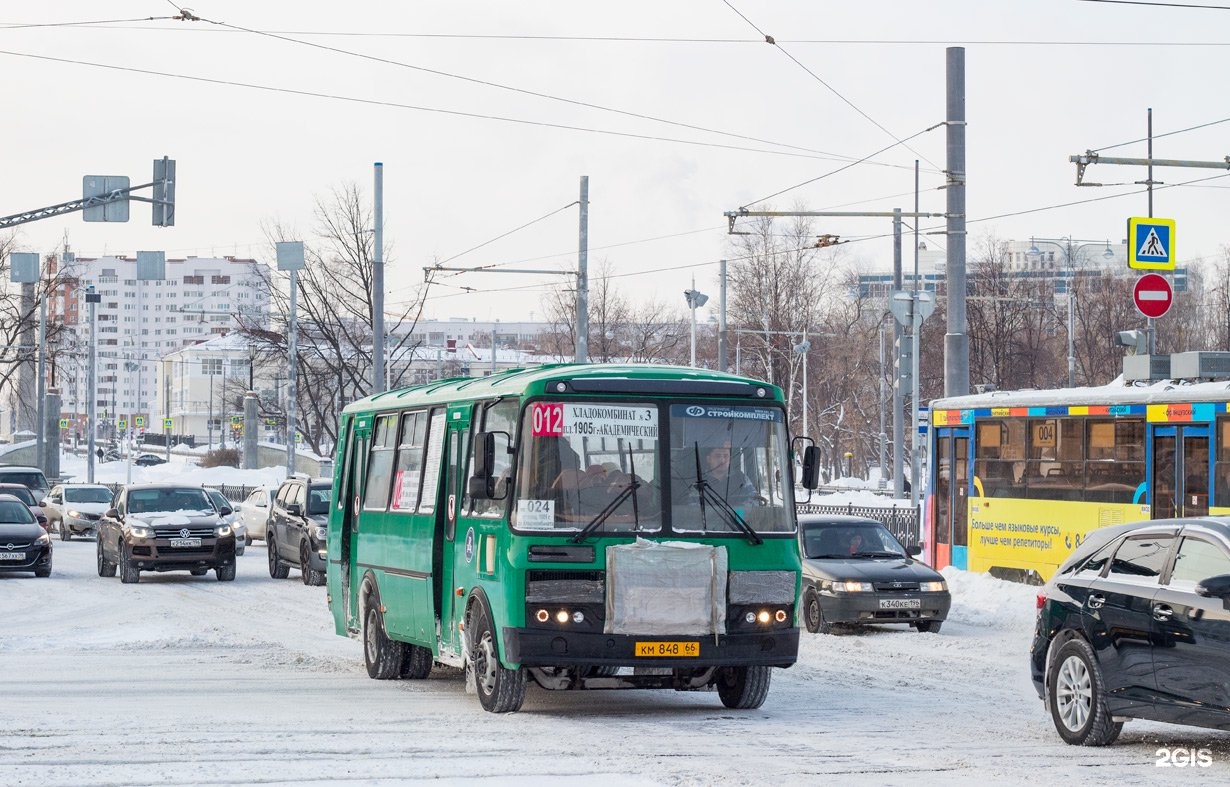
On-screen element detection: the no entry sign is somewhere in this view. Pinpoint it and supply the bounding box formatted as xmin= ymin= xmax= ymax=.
xmin=1133 ymin=273 xmax=1173 ymax=319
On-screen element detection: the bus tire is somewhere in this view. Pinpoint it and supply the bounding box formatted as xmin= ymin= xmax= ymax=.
xmin=400 ymin=644 xmax=433 ymax=679
xmin=803 ymin=589 xmax=830 ymax=634
xmin=468 ymin=603 xmax=525 ymax=713
xmin=364 ymin=602 xmax=405 ymax=680
xmin=716 ymin=665 xmax=771 ymax=710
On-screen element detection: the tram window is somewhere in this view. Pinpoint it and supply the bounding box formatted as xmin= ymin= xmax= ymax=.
xmin=1216 ymin=419 xmax=1230 ymax=504
xmin=1024 ymin=417 xmax=1082 ymax=501
xmin=1083 ymin=418 xmax=1145 ymax=503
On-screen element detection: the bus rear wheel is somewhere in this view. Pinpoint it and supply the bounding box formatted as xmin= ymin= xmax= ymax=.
xmin=364 ymin=603 xmax=405 ymax=680
xmin=400 ymin=645 xmax=433 ymax=679
xmin=469 ymin=604 xmax=525 ymax=713
xmin=716 ymin=665 xmax=771 ymax=709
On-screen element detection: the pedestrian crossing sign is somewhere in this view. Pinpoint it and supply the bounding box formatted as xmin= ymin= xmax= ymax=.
xmin=1128 ymin=217 xmax=1176 ymax=271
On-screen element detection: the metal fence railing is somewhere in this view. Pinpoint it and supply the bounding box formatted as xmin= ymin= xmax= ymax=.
xmin=795 ymin=501 xmax=922 ymax=548
xmin=102 ymin=482 xmax=259 ymax=504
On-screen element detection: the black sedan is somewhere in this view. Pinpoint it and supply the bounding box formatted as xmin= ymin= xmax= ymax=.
xmin=0 ymin=494 xmax=53 ymax=577
xmin=1031 ymin=517 xmax=1230 ymax=746
xmin=134 ymin=454 xmax=167 ymax=467
xmin=798 ymin=514 xmax=950 ymax=634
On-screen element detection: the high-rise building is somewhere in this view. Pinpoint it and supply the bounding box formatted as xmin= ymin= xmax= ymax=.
xmin=49 ymin=254 xmax=269 ymax=443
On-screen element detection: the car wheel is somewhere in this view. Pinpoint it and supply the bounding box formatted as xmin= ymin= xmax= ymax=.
xmin=803 ymin=588 xmax=831 ymax=634
xmin=118 ymin=545 xmax=140 ymax=584
xmin=400 ymin=644 xmax=433 ymax=679
xmin=468 ymin=602 xmax=526 ymax=713
xmin=60 ymin=522 xmax=72 ymax=542
xmin=1047 ymin=638 xmax=1123 ymax=746
xmin=34 ymin=559 xmax=51 ymax=578
xmin=216 ymin=562 xmax=236 ymax=582
xmin=915 ymin=620 xmax=943 ymax=633
xmin=245 ymin=533 xmax=253 ymax=547
xmin=301 ymin=543 xmax=326 ymax=586
xmin=364 ymin=599 xmax=405 ymax=680
xmin=267 ymin=536 xmax=289 ymax=579
xmin=716 ymin=665 xmax=772 ymax=710
xmin=96 ymin=539 xmax=117 ymax=577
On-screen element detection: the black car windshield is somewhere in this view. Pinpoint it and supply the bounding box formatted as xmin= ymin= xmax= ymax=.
xmin=802 ymin=522 xmax=905 ymax=559
xmin=0 ymin=499 xmax=35 ymax=523
xmin=308 ymin=487 xmax=332 ymax=515
xmin=0 ymin=473 xmax=45 ymax=490
xmin=65 ymin=487 xmax=114 ymax=504
xmin=2 ymin=487 xmax=36 ymax=505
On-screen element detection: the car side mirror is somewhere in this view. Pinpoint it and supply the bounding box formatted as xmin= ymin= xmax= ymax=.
xmin=286 ymin=502 xmax=302 ymax=517
xmin=907 ymin=544 xmax=922 ymax=557
xmin=105 ymin=508 xmax=121 ymax=519
xmin=220 ymin=506 xmax=233 ymax=517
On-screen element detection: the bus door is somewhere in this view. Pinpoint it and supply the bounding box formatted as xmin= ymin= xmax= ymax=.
xmin=435 ymin=408 xmax=470 ymax=658
xmin=932 ymin=427 xmax=970 ymax=570
xmin=1150 ymin=424 xmax=1210 ymax=519
xmin=338 ymin=416 xmax=373 ymax=631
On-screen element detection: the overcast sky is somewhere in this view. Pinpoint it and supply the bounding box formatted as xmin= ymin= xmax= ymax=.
xmin=5 ymin=1 xmax=1229 ymax=323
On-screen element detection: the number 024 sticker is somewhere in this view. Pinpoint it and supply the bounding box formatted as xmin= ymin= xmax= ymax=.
xmin=516 ymin=499 xmax=555 ymax=528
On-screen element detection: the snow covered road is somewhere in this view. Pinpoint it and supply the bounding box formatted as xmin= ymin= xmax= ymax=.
xmin=3 ymin=539 xmax=1228 ymax=786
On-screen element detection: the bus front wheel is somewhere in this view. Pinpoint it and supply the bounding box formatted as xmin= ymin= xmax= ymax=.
xmin=716 ymin=665 xmax=771 ymax=709
xmin=364 ymin=603 xmax=405 ymax=680
xmin=468 ymin=604 xmax=526 ymax=713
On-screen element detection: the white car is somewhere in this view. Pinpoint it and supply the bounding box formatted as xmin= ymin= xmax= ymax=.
xmin=236 ymin=487 xmax=275 ymax=543
xmin=41 ymin=483 xmax=115 ymax=540
xmin=205 ymin=488 xmax=246 ymax=556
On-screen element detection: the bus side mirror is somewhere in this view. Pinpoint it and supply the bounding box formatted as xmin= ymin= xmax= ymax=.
xmin=469 ymin=431 xmax=497 ymax=499
xmin=801 ymin=445 xmax=821 ymax=489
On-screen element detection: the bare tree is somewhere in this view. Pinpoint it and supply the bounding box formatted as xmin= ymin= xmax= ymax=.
xmin=240 ymin=183 xmax=427 ymax=454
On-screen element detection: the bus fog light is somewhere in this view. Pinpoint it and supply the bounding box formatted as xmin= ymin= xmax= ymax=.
xmin=572 ymin=611 xmax=585 ymax=623
xmin=556 ymin=609 xmax=570 ymax=624
xmin=744 ymin=612 xmax=756 ymax=623
xmin=757 ymin=610 xmax=771 ymax=624
xmin=774 ymin=609 xmax=787 ymax=623
xmin=535 ymin=609 xmax=550 ymax=623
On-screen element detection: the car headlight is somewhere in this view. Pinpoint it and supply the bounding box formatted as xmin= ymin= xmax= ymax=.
xmin=215 ymin=525 xmax=232 ymax=537
xmin=36 ymin=532 xmax=51 ymax=545
xmin=831 ymin=580 xmax=874 ymax=592
xmin=130 ymin=524 xmax=155 ymax=538
xmin=921 ymin=580 xmax=947 ymax=593
xmin=67 ymin=509 xmax=82 ymax=519
xmin=314 ymin=526 xmax=328 ymax=541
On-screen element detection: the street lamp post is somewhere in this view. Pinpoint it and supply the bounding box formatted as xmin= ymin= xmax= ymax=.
xmin=683 ymin=277 xmax=709 ymax=367
xmin=793 ymin=336 xmax=811 ymax=438
xmin=1026 ymin=237 xmax=1116 ymax=388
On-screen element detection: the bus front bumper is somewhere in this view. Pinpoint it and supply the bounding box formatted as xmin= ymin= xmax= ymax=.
xmin=502 ymin=627 xmax=799 ymax=669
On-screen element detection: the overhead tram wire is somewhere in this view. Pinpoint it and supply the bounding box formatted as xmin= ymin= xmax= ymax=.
xmin=1078 ymin=0 xmax=1230 ymax=10
xmin=0 ymin=16 xmax=175 ymax=29
xmin=1089 ymin=114 xmax=1230 ymax=153
xmin=430 ymin=202 xmax=579 ymax=276
xmin=187 ymin=13 xmax=859 ymax=163
xmin=0 ymin=48 xmax=901 ymax=164
xmin=720 ymin=0 xmax=942 ymax=172
xmin=739 ymin=123 xmax=946 ymax=209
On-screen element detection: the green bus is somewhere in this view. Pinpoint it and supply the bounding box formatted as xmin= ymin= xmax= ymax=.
xmin=327 ymin=363 xmax=815 ymax=712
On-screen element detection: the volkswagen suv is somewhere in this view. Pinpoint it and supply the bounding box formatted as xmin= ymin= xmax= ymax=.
xmin=97 ymin=484 xmax=238 ymax=583
xmin=1030 ymin=517 xmax=1230 ymax=745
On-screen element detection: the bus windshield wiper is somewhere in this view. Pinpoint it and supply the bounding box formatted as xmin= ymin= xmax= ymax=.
xmin=570 ymin=444 xmax=641 ymax=543
xmin=692 ymin=443 xmax=762 ymax=546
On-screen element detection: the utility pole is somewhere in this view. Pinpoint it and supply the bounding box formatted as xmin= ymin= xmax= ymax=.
xmin=372 ymin=162 xmax=385 ymax=394
xmin=86 ymin=285 xmax=99 ymax=483
xmin=277 ymin=242 xmax=306 ymax=476
xmin=718 ymin=260 xmax=728 ymax=372
xmin=945 ymin=46 xmax=969 ymax=398
xmin=576 ymin=175 xmax=589 ymax=364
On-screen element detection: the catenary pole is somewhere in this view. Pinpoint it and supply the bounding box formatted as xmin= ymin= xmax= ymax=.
xmin=372 ymin=162 xmax=385 ymax=394
xmin=945 ymin=46 xmax=969 ymax=397
xmin=576 ymin=176 xmax=589 ymax=364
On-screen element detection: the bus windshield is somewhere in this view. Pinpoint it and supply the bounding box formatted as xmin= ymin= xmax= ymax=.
xmin=511 ymin=400 xmax=793 ymax=535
